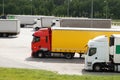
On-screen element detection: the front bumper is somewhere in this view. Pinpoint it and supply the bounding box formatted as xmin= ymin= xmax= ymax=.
xmin=84 ymin=62 xmax=93 ymax=70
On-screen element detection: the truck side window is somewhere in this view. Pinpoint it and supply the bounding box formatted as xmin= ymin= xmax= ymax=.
xmin=33 ymin=36 xmax=40 ymax=42
xmin=110 ymin=35 xmax=114 ymax=46
xmin=51 ymin=23 xmax=55 ymax=26
xmin=88 ymin=48 xmax=96 ymax=56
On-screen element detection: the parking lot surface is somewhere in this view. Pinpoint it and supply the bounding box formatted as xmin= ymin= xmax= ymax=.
xmin=0 ymin=28 xmax=120 ymax=75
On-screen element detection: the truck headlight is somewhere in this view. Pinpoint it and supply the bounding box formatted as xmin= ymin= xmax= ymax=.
xmin=87 ymin=62 xmax=92 ymax=66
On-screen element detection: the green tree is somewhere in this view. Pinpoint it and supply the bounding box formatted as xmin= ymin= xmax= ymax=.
xmin=0 ymin=0 xmax=120 ymax=19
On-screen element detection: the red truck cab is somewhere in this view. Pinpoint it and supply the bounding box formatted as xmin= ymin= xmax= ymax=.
xmin=31 ymin=28 xmax=51 ymax=57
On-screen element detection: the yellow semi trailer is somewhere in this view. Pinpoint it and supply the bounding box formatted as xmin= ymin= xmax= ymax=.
xmin=32 ymin=27 xmax=120 ymax=59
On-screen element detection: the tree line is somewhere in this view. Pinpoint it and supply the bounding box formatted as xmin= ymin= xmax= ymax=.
xmin=0 ymin=0 xmax=120 ymax=19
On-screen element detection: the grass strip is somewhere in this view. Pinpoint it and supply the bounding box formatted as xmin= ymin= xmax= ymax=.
xmin=0 ymin=67 xmax=120 ymax=80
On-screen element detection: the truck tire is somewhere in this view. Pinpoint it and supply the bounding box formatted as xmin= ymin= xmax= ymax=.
xmin=2 ymin=33 xmax=9 ymax=37
xmin=32 ymin=51 xmax=45 ymax=58
xmin=37 ymin=51 xmax=46 ymax=58
xmin=32 ymin=53 xmax=38 ymax=58
xmin=64 ymin=53 xmax=74 ymax=59
xmin=21 ymin=24 xmax=25 ymax=28
xmin=35 ymin=27 xmax=40 ymax=31
xmin=0 ymin=34 xmax=2 ymax=37
xmin=93 ymin=64 xmax=101 ymax=72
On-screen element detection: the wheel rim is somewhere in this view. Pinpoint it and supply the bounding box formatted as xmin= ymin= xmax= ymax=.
xmin=95 ymin=66 xmax=100 ymax=71
xmin=35 ymin=27 xmax=39 ymax=31
xmin=94 ymin=65 xmax=101 ymax=71
xmin=65 ymin=54 xmax=72 ymax=59
xmin=3 ymin=33 xmax=7 ymax=37
xmin=38 ymin=53 xmax=42 ymax=57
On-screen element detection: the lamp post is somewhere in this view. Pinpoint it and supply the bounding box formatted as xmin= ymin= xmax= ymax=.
xmin=3 ymin=0 xmax=4 ymax=15
xmin=67 ymin=0 xmax=72 ymax=17
xmin=91 ymin=0 xmax=93 ymax=18
xmin=67 ymin=0 xmax=70 ymax=16
xmin=30 ymin=0 xmax=32 ymax=15
xmin=104 ymin=0 xmax=108 ymax=19
xmin=90 ymin=0 xmax=94 ymax=28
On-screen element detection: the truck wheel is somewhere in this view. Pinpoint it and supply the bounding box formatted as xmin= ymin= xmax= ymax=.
xmin=37 ymin=51 xmax=46 ymax=58
xmin=93 ymin=64 xmax=101 ymax=72
xmin=3 ymin=33 xmax=8 ymax=37
xmin=64 ymin=53 xmax=74 ymax=59
xmin=32 ymin=53 xmax=38 ymax=58
xmin=0 ymin=34 xmax=2 ymax=37
xmin=32 ymin=51 xmax=45 ymax=58
xmin=21 ymin=24 xmax=25 ymax=28
xmin=35 ymin=27 xmax=39 ymax=31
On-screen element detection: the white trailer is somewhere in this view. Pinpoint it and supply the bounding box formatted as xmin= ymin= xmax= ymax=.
xmin=33 ymin=16 xmax=58 ymax=31
xmin=85 ymin=34 xmax=120 ymax=72
xmin=0 ymin=19 xmax=20 ymax=37
xmin=7 ymin=15 xmax=49 ymax=27
xmin=51 ymin=18 xmax=111 ymax=28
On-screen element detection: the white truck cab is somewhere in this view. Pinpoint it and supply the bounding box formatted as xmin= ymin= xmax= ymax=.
xmin=51 ymin=19 xmax=60 ymax=27
xmin=85 ymin=34 xmax=120 ymax=72
xmin=33 ymin=18 xmax=42 ymax=31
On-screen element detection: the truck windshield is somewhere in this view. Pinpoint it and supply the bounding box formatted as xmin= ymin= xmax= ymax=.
xmin=88 ymin=48 xmax=96 ymax=56
xmin=32 ymin=36 xmax=40 ymax=42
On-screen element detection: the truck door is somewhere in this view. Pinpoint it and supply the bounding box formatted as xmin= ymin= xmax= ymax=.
xmin=40 ymin=35 xmax=49 ymax=50
xmin=85 ymin=47 xmax=97 ymax=70
xmin=40 ymin=29 xmax=51 ymax=51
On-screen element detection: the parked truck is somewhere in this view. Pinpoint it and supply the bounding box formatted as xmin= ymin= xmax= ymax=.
xmin=51 ymin=18 xmax=111 ymax=28
xmin=0 ymin=19 xmax=20 ymax=37
xmin=31 ymin=27 xmax=120 ymax=59
xmin=7 ymin=15 xmax=53 ymax=27
xmin=33 ymin=17 xmax=58 ymax=31
xmin=85 ymin=34 xmax=120 ymax=72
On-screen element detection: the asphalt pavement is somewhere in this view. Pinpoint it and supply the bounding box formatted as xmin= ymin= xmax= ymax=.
xmin=0 ymin=28 xmax=120 ymax=75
